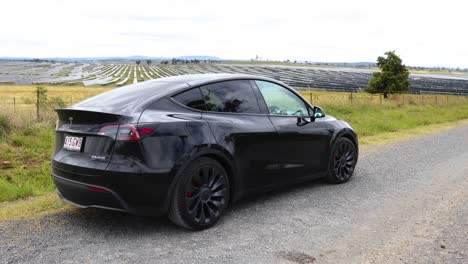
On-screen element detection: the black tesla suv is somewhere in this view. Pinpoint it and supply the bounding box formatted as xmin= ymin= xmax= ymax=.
xmin=52 ymin=74 xmax=358 ymax=230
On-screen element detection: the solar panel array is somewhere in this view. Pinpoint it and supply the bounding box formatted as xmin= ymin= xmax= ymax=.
xmin=0 ymin=61 xmax=467 ymax=95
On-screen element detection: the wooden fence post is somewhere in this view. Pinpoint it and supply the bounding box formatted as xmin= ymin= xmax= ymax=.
xmin=36 ymin=90 xmax=40 ymax=120
xmin=13 ymin=97 xmax=16 ymax=113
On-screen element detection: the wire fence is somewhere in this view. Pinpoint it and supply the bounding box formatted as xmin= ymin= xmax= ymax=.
xmin=0 ymin=88 xmax=467 ymax=121
xmin=0 ymin=87 xmax=110 ymax=119
xmin=298 ymin=90 xmax=468 ymax=106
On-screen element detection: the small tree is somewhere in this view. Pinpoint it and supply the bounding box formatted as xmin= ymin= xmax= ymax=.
xmin=146 ymin=59 xmax=152 ymax=65
xmin=136 ymin=60 xmax=141 ymax=65
xmin=365 ymin=51 xmax=409 ymax=98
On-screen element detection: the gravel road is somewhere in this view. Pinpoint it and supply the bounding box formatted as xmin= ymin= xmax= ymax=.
xmin=1 ymin=125 xmax=467 ymax=264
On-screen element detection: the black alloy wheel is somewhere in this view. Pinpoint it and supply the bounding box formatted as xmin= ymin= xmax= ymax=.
xmin=169 ymin=157 xmax=230 ymax=230
xmin=326 ymin=137 xmax=357 ymax=184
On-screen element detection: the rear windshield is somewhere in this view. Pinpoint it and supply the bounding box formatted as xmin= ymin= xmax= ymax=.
xmin=74 ymin=81 xmax=186 ymax=109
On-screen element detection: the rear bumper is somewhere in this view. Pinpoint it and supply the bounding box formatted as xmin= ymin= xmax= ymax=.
xmin=53 ymin=174 xmax=130 ymax=213
xmin=51 ymin=165 xmax=171 ymax=216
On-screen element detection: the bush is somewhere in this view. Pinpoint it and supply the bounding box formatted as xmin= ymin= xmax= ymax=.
xmin=35 ymin=86 xmax=48 ymax=103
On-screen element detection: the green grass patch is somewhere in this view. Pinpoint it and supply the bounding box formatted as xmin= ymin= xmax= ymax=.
xmin=0 ymin=115 xmax=56 ymax=202
xmin=323 ymin=103 xmax=468 ymax=138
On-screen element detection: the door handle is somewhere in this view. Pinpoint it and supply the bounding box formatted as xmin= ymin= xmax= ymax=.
xmin=296 ymin=117 xmax=312 ymax=126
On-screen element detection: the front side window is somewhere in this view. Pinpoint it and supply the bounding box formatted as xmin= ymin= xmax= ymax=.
xmin=172 ymin=88 xmax=206 ymax=111
xmin=256 ymin=81 xmax=308 ymax=116
xmin=200 ymin=80 xmax=260 ymax=113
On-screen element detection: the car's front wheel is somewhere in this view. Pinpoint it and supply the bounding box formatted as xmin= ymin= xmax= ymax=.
xmin=168 ymin=157 xmax=230 ymax=230
xmin=326 ymin=137 xmax=357 ymax=184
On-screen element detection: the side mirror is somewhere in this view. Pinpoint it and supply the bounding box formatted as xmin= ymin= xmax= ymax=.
xmin=313 ymin=106 xmax=326 ymax=118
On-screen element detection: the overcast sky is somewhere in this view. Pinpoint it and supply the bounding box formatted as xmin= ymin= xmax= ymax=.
xmin=1 ymin=0 xmax=466 ymax=67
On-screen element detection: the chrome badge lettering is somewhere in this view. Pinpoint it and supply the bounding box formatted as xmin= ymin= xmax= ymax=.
xmin=91 ymin=155 xmax=106 ymax=161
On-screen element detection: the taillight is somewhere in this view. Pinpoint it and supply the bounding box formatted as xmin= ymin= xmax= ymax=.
xmin=115 ymin=124 xmax=141 ymax=141
xmin=98 ymin=124 xmax=154 ymax=141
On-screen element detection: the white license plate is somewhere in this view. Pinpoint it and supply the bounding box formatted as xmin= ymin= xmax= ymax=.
xmin=64 ymin=136 xmax=83 ymax=152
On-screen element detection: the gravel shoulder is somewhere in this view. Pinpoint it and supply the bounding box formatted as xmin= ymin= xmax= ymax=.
xmin=1 ymin=124 xmax=467 ymax=264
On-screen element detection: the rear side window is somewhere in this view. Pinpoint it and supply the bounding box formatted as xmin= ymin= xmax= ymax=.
xmin=172 ymin=88 xmax=206 ymax=111
xmin=200 ymin=80 xmax=260 ymax=113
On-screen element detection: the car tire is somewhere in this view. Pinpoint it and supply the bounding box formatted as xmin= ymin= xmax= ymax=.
xmin=325 ymin=137 xmax=357 ymax=184
xmin=168 ymin=157 xmax=230 ymax=230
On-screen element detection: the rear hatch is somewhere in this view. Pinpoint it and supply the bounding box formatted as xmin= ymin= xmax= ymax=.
xmin=52 ymin=109 xmax=123 ymax=177
xmin=52 ymin=81 xmax=188 ymax=180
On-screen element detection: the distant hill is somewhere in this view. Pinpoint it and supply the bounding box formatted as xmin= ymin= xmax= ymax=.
xmin=0 ymin=55 xmax=221 ymax=62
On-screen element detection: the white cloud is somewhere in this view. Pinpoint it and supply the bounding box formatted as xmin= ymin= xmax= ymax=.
xmin=0 ymin=0 xmax=466 ymax=67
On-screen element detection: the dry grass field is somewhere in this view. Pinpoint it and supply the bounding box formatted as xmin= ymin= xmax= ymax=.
xmin=1 ymin=85 xmax=467 ymax=111
xmin=0 ymin=85 xmax=112 ymax=113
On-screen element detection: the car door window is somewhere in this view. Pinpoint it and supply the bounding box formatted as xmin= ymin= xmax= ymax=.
xmin=255 ymin=81 xmax=308 ymax=116
xmin=200 ymin=80 xmax=261 ymax=113
xmin=172 ymin=88 xmax=206 ymax=111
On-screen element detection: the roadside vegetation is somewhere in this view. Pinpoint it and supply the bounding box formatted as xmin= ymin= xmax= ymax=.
xmin=0 ymin=99 xmax=56 ymax=203
xmin=0 ymin=85 xmax=467 ymax=220
xmin=325 ymin=104 xmax=468 ymax=140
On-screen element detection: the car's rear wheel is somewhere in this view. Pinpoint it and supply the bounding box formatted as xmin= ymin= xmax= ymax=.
xmin=168 ymin=157 xmax=230 ymax=230
xmin=326 ymin=137 xmax=357 ymax=184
